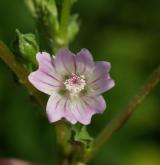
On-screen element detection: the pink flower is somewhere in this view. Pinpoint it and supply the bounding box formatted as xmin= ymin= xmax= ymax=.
xmin=0 ymin=158 xmax=35 ymax=165
xmin=28 ymin=48 xmax=115 ymax=125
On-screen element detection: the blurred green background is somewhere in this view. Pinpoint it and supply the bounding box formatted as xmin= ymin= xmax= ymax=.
xmin=0 ymin=0 xmax=160 ymax=165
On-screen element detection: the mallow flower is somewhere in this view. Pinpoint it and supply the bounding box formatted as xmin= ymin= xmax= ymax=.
xmin=28 ymin=48 xmax=115 ymax=125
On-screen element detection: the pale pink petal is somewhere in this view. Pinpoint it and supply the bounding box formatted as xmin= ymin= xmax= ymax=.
xmin=87 ymin=61 xmax=111 ymax=83
xmin=54 ymin=48 xmax=76 ymax=76
xmin=88 ymin=78 xmax=115 ymax=96
xmin=65 ymin=112 xmax=77 ymax=124
xmin=69 ymin=100 xmax=93 ymax=125
xmin=69 ymin=96 xmax=106 ymax=125
xmin=36 ymin=52 xmax=54 ymax=73
xmin=28 ymin=71 xmax=61 ymax=95
xmin=36 ymin=52 xmax=61 ymax=80
xmin=82 ymin=96 xmax=106 ymax=113
xmin=46 ymin=95 xmax=77 ymax=124
xmin=28 ymin=52 xmax=62 ymax=95
xmin=63 ymin=98 xmax=77 ymax=124
xmin=75 ymin=48 xmax=94 ymax=75
xmin=87 ymin=61 xmax=115 ymax=95
xmin=46 ymin=94 xmax=66 ymax=122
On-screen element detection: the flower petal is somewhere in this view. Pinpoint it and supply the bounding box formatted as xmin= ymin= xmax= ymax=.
xmin=36 ymin=52 xmax=61 ymax=79
xmin=87 ymin=61 xmax=115 ymax=95
xmin=82 ymin=95 xmax=106 ymax=113
xmin=46 ymin=94 xmax=65 ymax=122
xmin=75 ymin=48 xmax=94 ymax=75
xmin=69 ymin=101 xmax=93 ymax=125
xmin=88 ymin=77 xmax=115 ymax=96
xmin=46 ymin=94 xmax=77 ymax=124
xmin=64 ymin=98 xmax=77 ymax=124
xmin=69 ymin=96 xmax=106 ymax=125
xmin=54 ymin=48 xmax=76 ymax=76
xmin=88 ymin=61 xmax=111 ymax=82
xmin=36 ymin=52 xmax=54 ymax=72
xmin=28 ymin=52 xmax=62 ymax=95
xmin=28 ymin=70 xmax=62 ymax=95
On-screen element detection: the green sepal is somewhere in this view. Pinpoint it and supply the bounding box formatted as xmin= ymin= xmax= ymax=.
xmin=71 ymin=124 xmax=93 ymax=148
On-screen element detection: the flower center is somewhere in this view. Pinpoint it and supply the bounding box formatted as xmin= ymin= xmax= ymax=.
xmin=64 ymin=73 xmax=86 ymax=96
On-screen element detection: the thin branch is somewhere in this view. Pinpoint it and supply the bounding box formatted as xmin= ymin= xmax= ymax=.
xmin=58 ymin=0 xmax=72 ymax=48
xmin=0 ymin=40 xmax=47 ymax=108
xmin=85 ymin=65 xmax=160 ymax=163
xmin=0 ymin=41 xmax=72 ymax=158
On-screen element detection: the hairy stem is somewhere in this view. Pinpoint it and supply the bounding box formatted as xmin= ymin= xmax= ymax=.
xmin=57 ymin=0 xmax=72 ymax=48
xmin=0 ymin=41 xmax=71 ymax=157
xmin=0 ymin=41 xmax=47 ymax=108
xmin=85 ymin=65 xmax=160 ymax=163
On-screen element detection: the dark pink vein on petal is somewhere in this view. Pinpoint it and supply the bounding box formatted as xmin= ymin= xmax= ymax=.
xmin=72 ymin=55 xmax=76 ymax=74
xmin=62 ymin=56 xmax=72 ymax=74
xmin=40 ymin=70 xmax=62 ymax=82
xmin=89 ymin=77 xmax=108 ymax=85
xmin=35 ymin=78 xmax=62 ymax=88
xmin=82 ymin=97 xmax=101 ymax=113
xmin=64 ymin=96 xmax=69 ymax=113
xmin=55 ymin=98 xmax=62 ymax=110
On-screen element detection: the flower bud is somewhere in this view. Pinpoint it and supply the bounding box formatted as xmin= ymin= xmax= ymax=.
xmin=16 ymin=29 xmax=39 ymax=65
xmin=26 ymin=0 xmax=59 ymax=37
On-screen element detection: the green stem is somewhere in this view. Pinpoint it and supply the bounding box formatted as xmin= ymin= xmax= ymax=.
xmin=1 ymin=1 xmax=75 ymax=164
xmin=84 ymin=65 xmax=160 ymax=163
xmin=53 ymin=0 xmax=74 ymax=160
xmin=54 ymin=121 xmax=72 ymax=157
xmin=0 ymin=41 xmax=72 ymax=158
xmin=56 ymin=0 xmax=72 ymax=48
xmin=0 ymin=41 xmax=47 ymax=108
